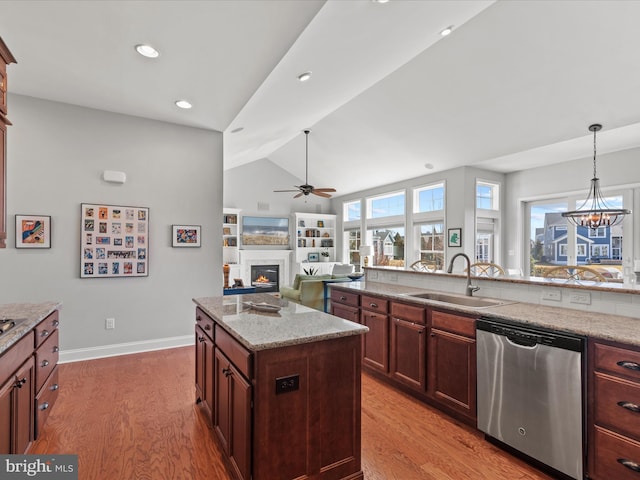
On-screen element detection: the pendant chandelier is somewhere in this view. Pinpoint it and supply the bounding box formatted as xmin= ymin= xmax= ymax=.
xmin=561 ymin=124 xmax=630 ymax=229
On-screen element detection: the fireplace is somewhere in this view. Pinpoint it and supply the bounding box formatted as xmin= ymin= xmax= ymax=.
xmin=251 ymin=264 xmax=279 ymax=293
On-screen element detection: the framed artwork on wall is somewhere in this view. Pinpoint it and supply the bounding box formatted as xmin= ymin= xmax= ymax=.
xmin=448 ymin=228 xmax=462 ymax=248
xmin=80 ymin=203 xmax=149 ymax=278
xmin=15 ymin=214 xmax=51 ymax=248
xmin=172 ymin=224 xmax=201 ymax=247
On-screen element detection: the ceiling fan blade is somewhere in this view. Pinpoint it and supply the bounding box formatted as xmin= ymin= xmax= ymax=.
xmin=274 ymin=189 xmax=300 ymax=193
xmin=312 ymin=187 xmax=336 ymax=192
xmin=293 ymin=192 xmax=304 ymax=198
xmin=311 ymin=190 xmax=332 ymax=198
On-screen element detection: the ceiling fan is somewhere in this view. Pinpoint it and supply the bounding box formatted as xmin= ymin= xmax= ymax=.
xmin=274 ymin=129 xmax=336 ymax=198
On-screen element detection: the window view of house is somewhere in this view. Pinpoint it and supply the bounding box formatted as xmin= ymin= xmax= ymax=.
xmin=528 ymin=196 xmax=625 ymax=281
xmin=475 ymin=181 xmax=500 ymax=264
xmin=366 ymin=227 xmax=405 ymax=267
xmin=417 ymin=222 xmax=444 ymax=269
xmin=344 ymin=229 xmax=361 ymax=269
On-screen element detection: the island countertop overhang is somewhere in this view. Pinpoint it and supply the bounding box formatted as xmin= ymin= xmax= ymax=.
xmin=193 ymin=293 xmax=368 ymax=352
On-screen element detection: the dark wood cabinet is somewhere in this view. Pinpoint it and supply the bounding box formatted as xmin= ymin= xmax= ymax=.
xmin=195 ymin=303 xmax=364 ymax=480
xmin=427 ymin=309 xmax=476 ymax=422
xmin=0 ymin=37 xmax=16 ymax=249
xmin=360 ymin=295 xmax=389 ymax=373
xmin=195 ymin=307 xmax=215 ymax=421
xmin=0 ymin=332 xmax=35 ymax=454
xmin=389 ymin=302 xmax=426 ymax=392
xmin=588 ymin=339 xmax=640 ymax=479
xmin=214 ymin=347 xmax=252 ymax=480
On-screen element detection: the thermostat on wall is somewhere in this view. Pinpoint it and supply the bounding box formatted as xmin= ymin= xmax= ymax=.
xmin=102 ymin=170 xmax=126 ymax=184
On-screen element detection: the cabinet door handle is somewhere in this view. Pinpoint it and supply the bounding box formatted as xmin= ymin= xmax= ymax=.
xmin=222 ymin=367 xmax=232 ymax=377
xmin=370 ymin=303 xmax=378 ymax=308
xmin=53 ymin=346 xmax=59 ymax=353
xmin=196 ymin=315 xmax=202 ymax=322
xmin=41 ymin=329 xmax=49 ymax=337
xmin=618 ymin=401 xmax=640 ymax=413
xmin=50 ymin=383 xmax=59 ymax=391
xmin=617 ymin=360 xmax=640 ymax=371
xmin=340 ymin=296 xmax=347 ymax=301
xmin=52 ymin=320 xmax=60 ymax=328
xmin=198 ymin=336 xmax=205 ymax=343
xmin=14 ymin=377 xmax=27 ymax=388
xmin=41 ymin=360 xmax=50 ymax=367
xmin=39 ymin=402 xmax=49 ymax=411
xmin=204 ymin=324 xmax=211 ymax=331
xmin=617 ymin=459 xmax=640 ymax=472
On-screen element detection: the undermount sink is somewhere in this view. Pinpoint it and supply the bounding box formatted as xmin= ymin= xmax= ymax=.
xmin=404 ymin=292 xmax=515 ymax=308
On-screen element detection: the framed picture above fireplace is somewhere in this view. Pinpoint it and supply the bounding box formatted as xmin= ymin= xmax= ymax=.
xmin=242 ymin=216 xmax=289 ymax=247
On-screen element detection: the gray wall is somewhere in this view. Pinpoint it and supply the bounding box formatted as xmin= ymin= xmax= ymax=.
xmin=1 ymin=95 xmax=222 ymax=359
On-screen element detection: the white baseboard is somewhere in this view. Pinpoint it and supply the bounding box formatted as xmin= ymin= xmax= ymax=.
xmin=59 ymin=335 xmax=193 ymax=363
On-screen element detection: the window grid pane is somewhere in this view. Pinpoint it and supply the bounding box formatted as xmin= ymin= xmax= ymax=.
xmin=367 ymin=192 xmax=405 ymax=219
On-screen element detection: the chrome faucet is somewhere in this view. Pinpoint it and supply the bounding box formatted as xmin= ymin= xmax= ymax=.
xmin=447 ymin=253 xmax=480 ymax=296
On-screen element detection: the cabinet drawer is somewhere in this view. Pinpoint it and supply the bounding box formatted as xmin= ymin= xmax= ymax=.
xmin=195 ymin=307 xmax=214 ymax=340
xmin=35 ymin=310 xmax=59 ymax=348
xmin=0 ymin=331 xmax=33 ymax=382
xmin=592 ymin=425 xmax=640 ymax=480
xmin=35 ymin=366 xmax=59 ymax=439
xmin=331 ymin=289 xmax=359 ymax=308
xmin=215 ymin=325 xmax=252 ymax=380
xmin=331 ymin=304 xmax=360 ymax=323
xmin=595 ymin=342 xmax=640 ymax=382
xmin=35 ymin=329 xmax=59 ymax=392
xmin=431 ymin=310 xmax=476 ymax=338
xmin=361 ymin=295 xmax=388 ymax=313
xmin=391 ymin=302 xmax=425 ymax=324
xmin=595 ymin=372 xmax=640 ymax=441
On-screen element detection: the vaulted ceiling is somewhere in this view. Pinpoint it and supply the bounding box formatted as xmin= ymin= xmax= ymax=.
xmin=2 ymin=0 xmax=640 ymax=196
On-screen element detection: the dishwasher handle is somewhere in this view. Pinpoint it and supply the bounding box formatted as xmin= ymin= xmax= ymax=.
xmin=506 ymin=334 xmax=538 ymax=348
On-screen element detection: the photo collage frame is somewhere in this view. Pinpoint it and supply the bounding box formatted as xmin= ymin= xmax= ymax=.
xmin=80 ymin=203 xmax=149 ymax=278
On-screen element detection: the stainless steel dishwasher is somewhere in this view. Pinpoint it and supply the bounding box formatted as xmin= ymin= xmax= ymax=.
xmin=476 ymin=317 xmax=585 ymax=480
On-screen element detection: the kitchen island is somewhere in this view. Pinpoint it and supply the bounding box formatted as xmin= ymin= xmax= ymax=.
xmin=193 ymin=293 xmax=368 ymax=480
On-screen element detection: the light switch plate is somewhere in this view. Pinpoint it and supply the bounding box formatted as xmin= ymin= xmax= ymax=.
xmin=541 ymin=290 xmax=561 ymax=301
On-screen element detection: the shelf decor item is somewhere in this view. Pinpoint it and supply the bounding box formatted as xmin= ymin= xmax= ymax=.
xmin=172 ymin=224 xmax=201 ymax=247
xmin=448 ymin=228 xmax=462 ymax=248
xmin=15 ymin=214 xmax=51 ymax=248
xmin=308 ymin=252 xmax=319 ymax=262
xmin=80 ymin=203 xmax=149 ymax=278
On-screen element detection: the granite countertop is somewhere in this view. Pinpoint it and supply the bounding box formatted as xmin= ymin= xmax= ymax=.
xmin=330 ymin=281 xmax=640 ymax=347
xmin=193 ymin=293 xmax=368 ymax=352
xmin=0 ymin=302 xmax=62 ymax=355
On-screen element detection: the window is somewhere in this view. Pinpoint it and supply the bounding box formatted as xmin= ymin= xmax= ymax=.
xmin=344 ymin=229 xmax=361 ymax=269
xmin=366 ymin=227 xmax=405 ymax=267
xmin=591 ymin=244 xmax=609 ymax=258
xmin=476 ymin=181 xmax=499 ymax=211
xmin=527 ymin=200 xmax=569 ymax=275
xmin=588 ymin=227 xmax=606 ymax=238
xmin=414 ymin=183 xmax=444 ymax=213
xmin=367 ymin=191 xmax=405 ymax=219
xmin=476 ymin=218 xmax=496 ymax=263
xmin=577 ymin=244 xmax=586 ymax=257
xmin=343 ymin=200 xmax=361 ymax=222
xmin=416 ymin=222 xmax=444 ymax=268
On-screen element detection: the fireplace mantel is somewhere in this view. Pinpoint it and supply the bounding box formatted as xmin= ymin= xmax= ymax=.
xmin=239 ymin=250 xmax=293 ymax=289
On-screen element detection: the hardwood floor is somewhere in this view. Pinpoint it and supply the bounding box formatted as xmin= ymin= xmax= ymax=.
xmin=30 ymin=346 xmax=554 ymax=480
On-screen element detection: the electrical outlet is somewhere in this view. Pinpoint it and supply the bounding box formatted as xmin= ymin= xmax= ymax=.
xmin=275 ymin=374 xmax=299 ymax=395
xmin=541 ymin=290 xmax=562 ymax=302
xmin=105 ymin=318 xmax=115 ymax=329
xmin=570 ymin=293 xmax=591 ymax=305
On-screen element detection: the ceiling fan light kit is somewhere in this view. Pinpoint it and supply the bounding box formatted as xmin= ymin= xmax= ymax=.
xmin=561 ymin=123 xmax=631 ymax=229
xmin=274 ymin=129 xmax=336 ymax=199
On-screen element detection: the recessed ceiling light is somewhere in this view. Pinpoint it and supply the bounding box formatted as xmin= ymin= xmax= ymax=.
xmin=175 ymin=100 xmax=192 ymax=109
xmin=135 ymin=44 xmax=159 ymax=58
xmin=372 ymin=0 xmax=390 ymax=3
xmin=424 ymin=163 xmax=434 ymax=170
xmin=231 ymin=127 xmax=244 ymax=133
xmin=297 ymin=71 xmax=312 ymax=82
xmin=440 ymin=26 xmax=454 ymax=37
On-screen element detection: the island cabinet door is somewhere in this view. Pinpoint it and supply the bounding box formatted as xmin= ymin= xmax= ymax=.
xmin=195 ymin=326 xmax=214 ymax=421
xmin=360 ymin=310 xmax=389 ymax=373
xmin=214 ymin=347 xmax=252 ymax=480
xmin=389 ymin=318 xmax=426 ymax=392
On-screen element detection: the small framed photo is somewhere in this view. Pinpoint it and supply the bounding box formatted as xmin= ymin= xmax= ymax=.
xmin=308 ymin=252 xmax=319 ymax=262
xmin=223 ymin=227 xmax=232 ymax=235
xmin=172 ymin=225 xmax=201 ymax=247
xmin=448 ymin=228 xmax=462 ymax=248
xmin=317 ymin=220 xmax=324 ymax=228
xmin=233 ymin=278 xmax=244 ymax=287
xmin=15 ymin=214 xmax=51 ymax=248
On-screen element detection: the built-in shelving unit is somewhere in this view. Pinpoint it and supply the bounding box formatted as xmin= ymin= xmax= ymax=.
xmin=223 ymin=208 xmax=241 ymax=280
xmin=293 ymin=212 xmax=336 ymax=265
